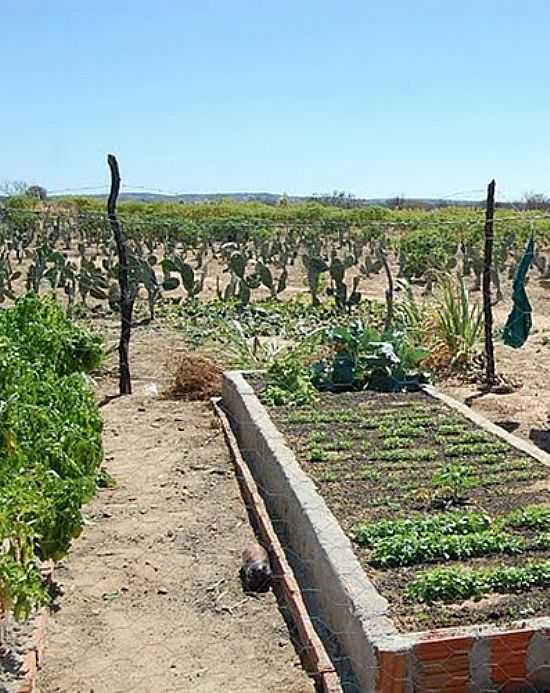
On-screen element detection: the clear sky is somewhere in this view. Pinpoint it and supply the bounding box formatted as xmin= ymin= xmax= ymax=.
xmin=2 ymin=1 xmax=549 ymax=200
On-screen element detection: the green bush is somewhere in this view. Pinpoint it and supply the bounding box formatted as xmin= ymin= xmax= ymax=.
xmin=0 ymin=294 xmax=103 ymax=619
xmin=0 ymin=293 xmax=102 ymax=374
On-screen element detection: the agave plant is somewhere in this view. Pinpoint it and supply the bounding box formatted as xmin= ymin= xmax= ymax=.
xmin=202 ymin=319 xmax=286 ymax=369
xmin=432 ymin=274 xmax=483 ymax=366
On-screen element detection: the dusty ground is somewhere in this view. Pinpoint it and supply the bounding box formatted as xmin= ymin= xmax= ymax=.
xmin=38 ymin=330 xmax=315 ymax=693
xmin=439 ymin=281 xmax=550 ymax=446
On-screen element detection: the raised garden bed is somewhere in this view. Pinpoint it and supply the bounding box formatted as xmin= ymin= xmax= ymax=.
xmin=224 ymin=371 xmax=550 ymax=691
xmin=258 ymin=381 xmax=550 ymax=632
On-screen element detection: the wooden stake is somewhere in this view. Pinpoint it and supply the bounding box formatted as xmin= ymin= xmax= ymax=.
xmin=483 ymin=179 xmax=496 ymax=386
xmin=379 ymin=247 xmax=394 ymax=332
xmin=107 ymin=154 xmax=133 ymax=395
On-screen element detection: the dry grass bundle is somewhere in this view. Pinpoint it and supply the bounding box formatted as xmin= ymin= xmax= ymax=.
xmin=165 ymin=350 xmax=223 ymax=401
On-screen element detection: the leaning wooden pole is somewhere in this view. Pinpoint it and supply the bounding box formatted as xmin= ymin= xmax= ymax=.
xmin=107 ymin=154 xmax=133 ymax=395
xmin=379 ymin=246 xmax=394 ymax=332
xmin=482 ymin=179 xmax=496 ymax=386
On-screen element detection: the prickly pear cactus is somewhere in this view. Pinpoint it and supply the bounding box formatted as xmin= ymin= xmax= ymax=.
xmin=302 ymin=253 xmax=329 ymax=306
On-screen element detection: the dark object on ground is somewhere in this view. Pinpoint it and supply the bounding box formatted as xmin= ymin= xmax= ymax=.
xmin=241 ymin=543 xmax=272 ymax=593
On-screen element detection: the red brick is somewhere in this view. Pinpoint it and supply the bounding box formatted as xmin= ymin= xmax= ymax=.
xmin=414 ymin=635 xmax=473 ymax=662
xmin=490 ymin=630 xmax=534 ymax=686
xmin=376 ymin=651 xmax=408 ymax=693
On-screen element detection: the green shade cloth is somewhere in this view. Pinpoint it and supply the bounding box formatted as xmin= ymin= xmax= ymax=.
xmin=503 ymin=235 xmax=535 ymax=348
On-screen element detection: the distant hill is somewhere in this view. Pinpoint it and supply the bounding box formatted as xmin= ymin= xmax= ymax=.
xmin=47 ymin=191 xmax=483 ymax=207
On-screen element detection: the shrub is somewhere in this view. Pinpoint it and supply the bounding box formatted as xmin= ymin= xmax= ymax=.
xmin=0 ymin=295 xmax=103 ymax=619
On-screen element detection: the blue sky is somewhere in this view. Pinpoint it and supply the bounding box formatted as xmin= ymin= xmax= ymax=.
xmin=2 ymin=1 xmax=549 ymax=199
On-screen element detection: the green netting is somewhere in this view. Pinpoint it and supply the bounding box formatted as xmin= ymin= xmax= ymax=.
xmin=503 ymin=235 xmax=535 ymax=349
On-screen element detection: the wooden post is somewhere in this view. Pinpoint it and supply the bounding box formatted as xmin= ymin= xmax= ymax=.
xmin=107 ymin=154 xmax=133 ymax=395
xmin=379 ymin=247 xmax=394 ymax=332
xmin=482 ymin=179 xmax=496 ymax=386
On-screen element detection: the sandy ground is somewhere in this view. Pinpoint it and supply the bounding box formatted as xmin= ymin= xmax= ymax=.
xmin=37 ymin=330 xmax=315 ymax=693
xmin=439 ymin=281 xmax=550 ymax=446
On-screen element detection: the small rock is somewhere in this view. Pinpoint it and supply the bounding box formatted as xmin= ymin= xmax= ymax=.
xmin=143 ymin=383 xmax=159 ymax=398
xmin=158 ymin=587 xmax=168 ymax=595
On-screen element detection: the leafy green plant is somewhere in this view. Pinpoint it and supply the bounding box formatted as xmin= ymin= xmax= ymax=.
xmin=357 ymin=465 xmax=381 ymax=481
xmin=432 ymin=463 xmax=480 ymax=503
xmin=505 ymin=505 xmax=550 ymax=531
xmin=352 ymin=510 xmax=492 ymax=547
xmin=407 ymin=561 xmax=550 ymax=604
xmin=0 ymin=295 xmax=103 ymax=620
xmin=319 ymin=470 xmax=339 ymax=482
xmin=435 ymin=431 xmax=491 ymax=445
xmin=444 ymin=442 xmax=508 ymax=457
xmin=379 ymin=422 xmax=428 ymax=438
xmin=0 ymin=293 xmax=103 ymax=373
xmin=374 ymin=447 xmax=438 ymax=462
xmin=261 ymin=352 xmax=318 ymax=406
xmin=436 ymin=423 xmax=468 ymax=436
xmin=307 ymin=445 xmax=343 ymax=462
xmin=311 ymin=322 xmax=430 ymax=393
xmin=368 ymin=529 xmax=524 ymax=568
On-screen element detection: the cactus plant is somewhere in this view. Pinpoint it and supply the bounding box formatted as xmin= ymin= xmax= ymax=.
xmin=302 ymin=253 xmax=329 ymax=306
xmin=161 ymin=255 xmax=206 ymax=300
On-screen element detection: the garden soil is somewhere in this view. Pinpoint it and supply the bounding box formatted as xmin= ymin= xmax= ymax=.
xmin=38 ymin=329 xmax=315 ymax=693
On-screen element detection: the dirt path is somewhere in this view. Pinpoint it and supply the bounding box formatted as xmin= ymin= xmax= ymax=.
xmin=38 ymin=332 xmax=315 ymax=693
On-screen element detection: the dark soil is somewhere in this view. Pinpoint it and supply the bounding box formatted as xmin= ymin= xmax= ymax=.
xmin=251 ymin=377 xmax=550 ymax=632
